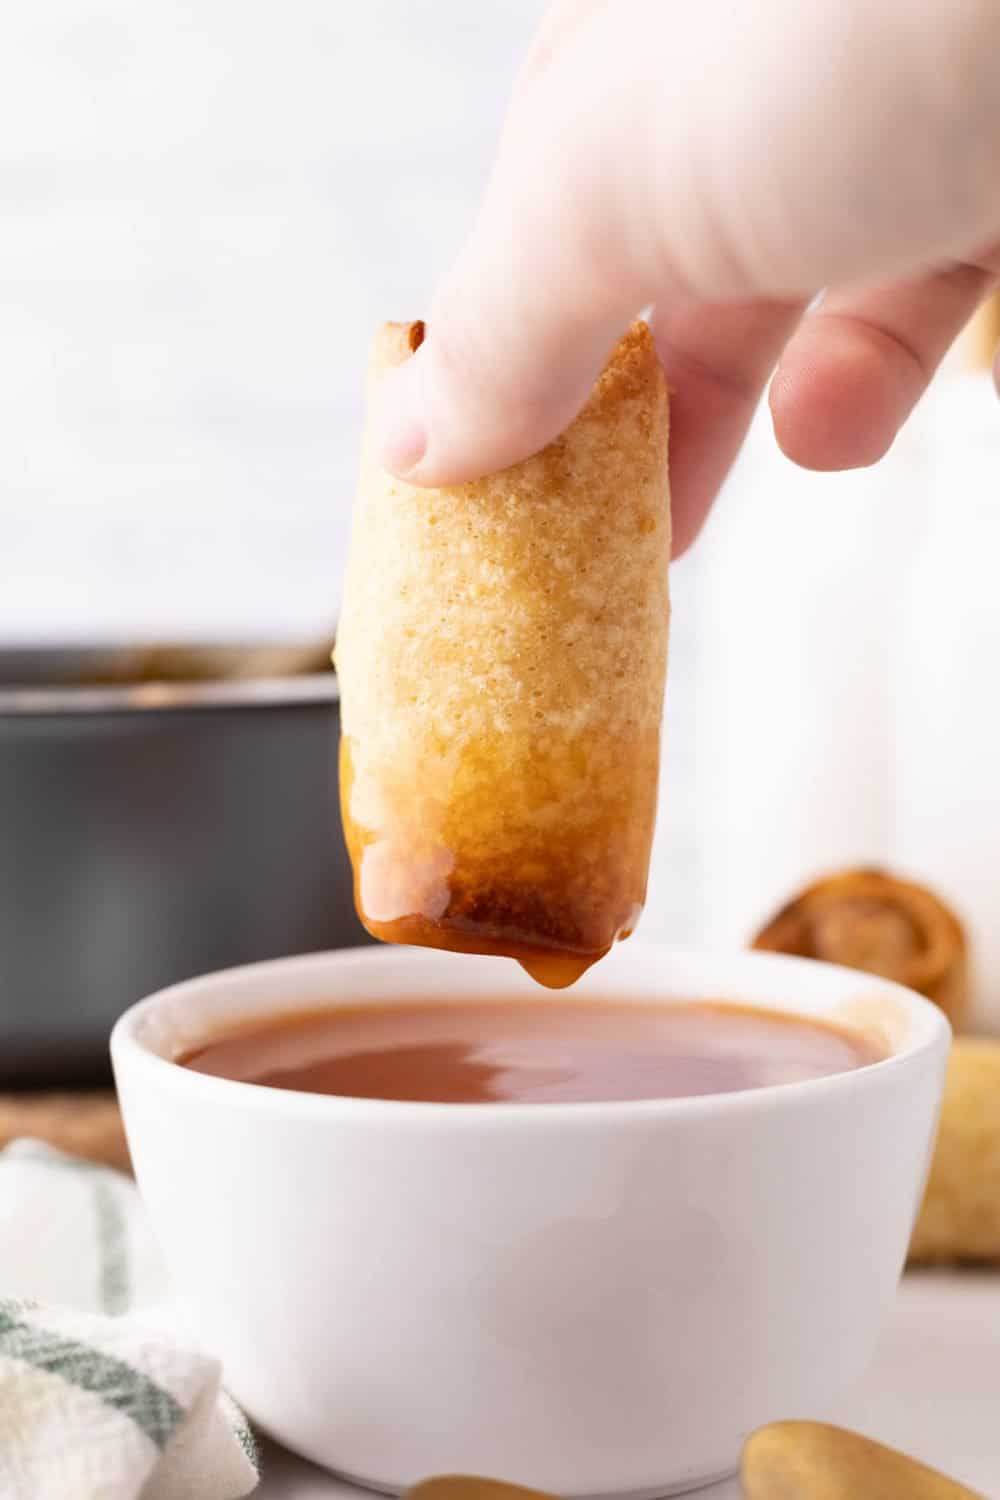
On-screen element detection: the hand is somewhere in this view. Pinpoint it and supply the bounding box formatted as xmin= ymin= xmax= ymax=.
xmin=375 ymin=0 xmax=1000 ymax=554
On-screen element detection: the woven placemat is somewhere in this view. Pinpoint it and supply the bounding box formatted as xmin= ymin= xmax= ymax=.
xmin=0 ymin=1091 xmax=130 ymax=1173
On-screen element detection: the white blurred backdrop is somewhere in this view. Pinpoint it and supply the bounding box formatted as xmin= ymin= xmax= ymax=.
xmin=0 ymin=0 xmax=543 ymax=640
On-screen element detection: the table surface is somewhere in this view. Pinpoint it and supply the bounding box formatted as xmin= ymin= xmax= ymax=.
xmin=257 ymin=1270 xmax=1000 ymax=1498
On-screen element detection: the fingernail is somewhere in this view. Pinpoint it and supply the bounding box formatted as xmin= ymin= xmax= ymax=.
xmin=375 ymin=359 xmax=428 ymax=476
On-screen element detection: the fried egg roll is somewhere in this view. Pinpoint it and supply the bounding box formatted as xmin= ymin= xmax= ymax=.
xmin=909 ymin=1038 xmax=1000 ymax=1264
xmin=335 ymin=320 xmax=670 ymax=986
xmin=753 ymin=867 xmax=967 ymax=1028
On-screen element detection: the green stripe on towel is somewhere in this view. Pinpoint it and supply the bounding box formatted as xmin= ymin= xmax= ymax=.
xmin=0 ymin=1304 xmax=183 ymax=1450
xmin=93 ymin=1179 xmax=130 ymax=1315
xmin=232 ymin=1421 xmax=259 ymax=1468
xmin=220 ymin=1390 xmax=260 ymax=1470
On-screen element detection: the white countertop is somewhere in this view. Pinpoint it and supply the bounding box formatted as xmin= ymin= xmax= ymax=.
xmin=257 ymin=1271 xmax=1000 ymax=1498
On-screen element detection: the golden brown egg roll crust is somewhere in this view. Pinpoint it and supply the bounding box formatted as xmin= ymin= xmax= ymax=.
xmin=335 ymin=320 xmax=670 ymax=985
xmin=752 ymin=867 xmax=967 ymax=1027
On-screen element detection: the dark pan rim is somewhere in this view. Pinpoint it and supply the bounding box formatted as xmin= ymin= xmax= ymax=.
xmin=0 ymin=673 xmax=339 ymax=716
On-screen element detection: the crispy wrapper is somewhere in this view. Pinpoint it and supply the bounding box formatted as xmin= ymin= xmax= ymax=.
xmin=752 ymin=867 xmax=967 ymax=1027
xmin=335 ymin=321 xmax=671 ymax=986
xmin=961 ymin=290 xmax=1000 ymax=371
xmin=909 ymin=1038 xmax=1000 ymax=1264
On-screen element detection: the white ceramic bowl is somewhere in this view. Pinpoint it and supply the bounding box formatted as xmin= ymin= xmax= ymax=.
xmin=111 ymin=943 xmax=949 ymax=1497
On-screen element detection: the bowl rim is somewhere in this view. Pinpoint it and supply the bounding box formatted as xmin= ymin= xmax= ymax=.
xmin=110 ymin=942 xmax=951 ymax=1128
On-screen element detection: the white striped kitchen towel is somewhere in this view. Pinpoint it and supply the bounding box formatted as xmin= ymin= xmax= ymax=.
xmin=0 ymin=1138 xmax=259 ymax=1500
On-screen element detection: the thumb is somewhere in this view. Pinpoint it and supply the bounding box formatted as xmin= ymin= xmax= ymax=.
xmin=374 ymin=301 xmax=633 ymax=488
xmin=373 ymin=223 xmax=642 ymax=486
xmin=373 ymin=37 xmax=649 ymax=485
